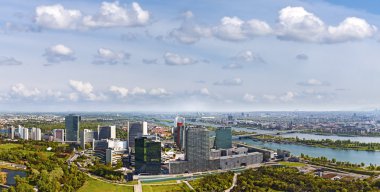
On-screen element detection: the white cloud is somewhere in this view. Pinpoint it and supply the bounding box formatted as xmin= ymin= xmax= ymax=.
xmin=83 ymin=2 xmax=149 ymax=28
xmin=93 ymin=48 xmax=130 ymax=65
xmin=298 ymin=78 xmax=330 ymax=86
xmin=243 ymin=93 xmax=255 ymax=102
xmin=170 ymin=11 xmax=212 ymax=44
xmin=11 ymin=83 xmax=41 ymax=98
xmin=200 ymin=88 xmax=210 ymax=95
xmin=280 ymin=91 xmax=296 ymax=102
xmin=233 ymin=50 xmax=265 ymax=63
xmin=277 ymin=6 xmax=377 ymax=43
xmin=109 ymin=85 xmax=128 ymax=97
xmin=35 ymin=4 xmax=82 ymax=30
xmin=149 ymin=88 xmax=169 ymax=96
xmin=164 ymin=52 xmax=197 ymax=66
xmin=0 ymin=57 xmax=22 ymax=66
xmin=214 ymin=78 xmax=243 ymax=86
xmin=327 ymin=17 xmax=377 ymax=43
xmin=69 ymin=80 xmax=103 ymax=101
xmin=44 ymin=44 xmax=75 ymax=63
xmin=131 ymin=87 xmax=147 ymax=95
xmin=213 ymin=16 xmax=272 ymax=41
xmin=222 ymin=63 xmax=243 ymax=69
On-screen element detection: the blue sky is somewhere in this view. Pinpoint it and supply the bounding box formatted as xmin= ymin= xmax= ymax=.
xmin=0 ymin=0 xmax=380 ymax=112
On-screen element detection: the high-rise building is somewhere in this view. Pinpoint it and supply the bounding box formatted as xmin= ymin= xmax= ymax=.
xmin=8 ymin=127 xmax=15 ymax=140
xmin=185 ymin=126 xmax=210 ymax=163
xmin=135 ymin=136 xmax=161 ymax=174
xmin=215 ymin=127 xmax=232 ymax=149
xmin=128 ymin=122 xmax=147 ymax=149
xmin=93 ymin=139 xmax=128 ymax=165
xmin=28 ymin=128 xmax=42 ymax=141
xmin=173 ymin=116 xmax=185 ymax=150
xmin=98 ymin=125 xmax=116 ymax=140
xmin=21 ymin=127 xmax=29 ymax=140
xmin=81 ymin=129 xmax=98 ymax=149
xmin=65 ymin=114 xmax=81 ymax=142
xmin=53 ymin=129 xmax=65 ymax=142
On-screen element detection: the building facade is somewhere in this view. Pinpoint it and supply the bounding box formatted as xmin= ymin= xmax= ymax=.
xmin=53 ymin=129 xmax=65 ymax=142
xmin=215 ymin=127 xmax=232 ymax=149
xmin=93 ymin=139 xmax=128 ymax=165
xmin=98 ymin=125 xmax=116 ymax=140
xmin=65 ymin=114 xmax=81 ymax=143
xmin=135 ymin=136 xmax=161 ymax=174
xmin=128 ymin=122 xmax=147 ymax=150
xmin=173 ymin=116 xmax=186 ymax=150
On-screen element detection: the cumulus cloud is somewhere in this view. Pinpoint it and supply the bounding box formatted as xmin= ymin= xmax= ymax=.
xmin=214 ymin=78 xmax=243 ymax=86
xmin=35 ymin=2 xmax=150 ymax=30
xmin=83 ymin=2 xmax=149 ymax=28
xmin=200 ymin=88 xmax=210 ymax=95
xmin=297 ymin=78 xmax=330 ymax=86
xmin=131 ymin=87 xmax=147 ymax=95
xmin=35 ymin=4 xmax=82 ymax=30
xmin=170 ymin=11 xmax=212 ymax=44
xmin=213 ymin=16 xmax=272 ymax=41
xmin=109 ymin=85 xmax=128 ymax=98
xmin=296 ymin=53 xmax=308 ymax=60
xmin=44 ymin=44 xmax=76 ymax=63
xmin=149 ymin=88 xmax=169 ymax=96
xmin=11 ymin=83 xmax=41 ymax=98
xmin=0 ymin=57 xmax=22 ymax=66
xmin=276 ymin=6 xmax=377 ymax=43
xmin=69 ymin=80 xmax=104 ymax=101
xmin=243 ymin=93 xmax=255 ymax=102
xmin=93 ymin=48 xmax=130 ymax=65
xmin=280 ymin=91 xmax=296 ymax=102
xmin=164 ymin=52 xmax=197 ymax=66
xmin=222 ymin=63 xmax=243 ymax=69
xmin=232 ymin=50 xmax=265 ymax=63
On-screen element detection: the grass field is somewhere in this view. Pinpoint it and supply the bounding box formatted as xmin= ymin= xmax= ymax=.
xmin=77 ymin=178 xmax=134 ymax=192
xmin=0 ymin=143 xmax=22 ymax=150
xmin=278 ymin=161 xmax=306 ymax=167
xmin=142 ymin=183 xmax=190 ymax=192
xmin=142 ymin=180 xmax=179 ymax=185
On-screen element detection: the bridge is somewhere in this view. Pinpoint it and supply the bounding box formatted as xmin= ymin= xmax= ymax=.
xmin=234 ymin=130 xmax=299 ymax=139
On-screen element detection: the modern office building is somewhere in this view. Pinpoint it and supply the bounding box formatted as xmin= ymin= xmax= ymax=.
xmin=98 ymin=125 xmax=116 ymax=140
xmin=135 ymin=136 xmax=161 ymax=174
xmin=28 ymin=128 xmax=42 ymax=141
xmin=8 ymin=127 xmax=15 ymax=140
xmin=17 ymin=126 xmax=29 ymax=140
xmin=215 ymin=127 xmax=232 ymax=149
xmin=128 ymin=122 xmax=147 ymax=150
xmin=80 ymin=129 xmax=98 ymax=149
xmin=173 ymin=116 xmax=186 ymax=150
xmin=53 ymin=129 xmax=65 ymax=142
xmin=65 ymin=114 xmax=81 ymax=143
xmin=93 ymin=139 xmax=128 ymax=165
xmin=169 ymin=126 xmax=263 ymax=174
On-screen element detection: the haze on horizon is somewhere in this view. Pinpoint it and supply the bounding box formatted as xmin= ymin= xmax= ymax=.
xmin=1 ymin=0 xmax=380 ymax=112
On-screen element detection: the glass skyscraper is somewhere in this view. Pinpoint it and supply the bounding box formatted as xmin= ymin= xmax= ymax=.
xmin=215 ymin=127 xmax=232 ymax=149
xmin=135 ymin=136 xmax=161 ymax=174
xmin=65 ymin=114 xmax=81 ymax=142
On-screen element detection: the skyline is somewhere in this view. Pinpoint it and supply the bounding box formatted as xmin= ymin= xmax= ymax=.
xmin=1 ymin=0 xmax=380 ymax=111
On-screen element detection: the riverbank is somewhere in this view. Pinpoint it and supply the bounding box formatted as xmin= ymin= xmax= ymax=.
xmin=251 ymin=134 xmax=380 ymax=151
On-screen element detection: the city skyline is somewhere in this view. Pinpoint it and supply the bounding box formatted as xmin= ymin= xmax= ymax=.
xmin=1 ymin=0 xmax=380 ymax=112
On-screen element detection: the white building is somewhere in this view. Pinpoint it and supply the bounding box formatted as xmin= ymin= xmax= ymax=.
xmin=53 ymin=129 xmax=65 ymax=142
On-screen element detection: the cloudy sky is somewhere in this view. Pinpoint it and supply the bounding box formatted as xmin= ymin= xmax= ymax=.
xmin=1 ymin=0 xmax=380 ymax=112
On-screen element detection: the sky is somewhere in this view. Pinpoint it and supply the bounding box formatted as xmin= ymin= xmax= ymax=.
xmin=0 ymin=0 xmax=380 ymax=112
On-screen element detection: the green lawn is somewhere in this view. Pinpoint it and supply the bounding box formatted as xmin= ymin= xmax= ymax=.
xmin=142 ymin=180 xmax=179 ymax=185
xmin=78 ymin=178 xmax=134 ymax=192
xmin=142 ymin=183 xmax=190 ymax=192
xmin=278 ymin=161 xmax=306 ymax=167
xmin=0 ymin=143 xmax=22 ymax=150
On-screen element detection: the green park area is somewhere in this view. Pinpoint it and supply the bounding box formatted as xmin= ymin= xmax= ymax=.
xmin=142 ymin=183 xmax=190 ymax=192
xmin=278 ymin=161 xmax=306 ymax=167
xmin=78 ymin=177 xmax=134 ymax=192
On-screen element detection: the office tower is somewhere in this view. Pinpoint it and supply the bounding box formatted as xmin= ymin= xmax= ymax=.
xmin=128 ymin=122 xmax=147 ymax=149
xmin=98 ymin=125 xmax=116 ymax=140
xmin=29 ymin=128 xmax=42 ymax=141
xmin=81 ymin=129 xmax=98 ymax=149
xmin=8 ymin=127 xmax=15 ymax=139
xmin=174 ymin=116 xmax=185 ymax=150
xmin=135 ymin=136 xmax=161 ymax=174
xmin=21 ymin=128 xmax=29 ymax=140
xmin=53 ymin=129 xmax=65 ymax=142
xmin=65 ymin=114 xmax=81 ymax=142
xmin=93 ymin=139 xmax=128 ymax=165
xmin=143 ymin=122 xmax=148 ymax=135
xmin=215 ymin=127 xmax=232 ymax=149
xmin=185 ymin=126 xmax=210 ymax=163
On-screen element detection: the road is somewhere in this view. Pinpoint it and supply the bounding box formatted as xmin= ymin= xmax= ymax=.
xmin=225 ymin=173 xmax=238 ymax=192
